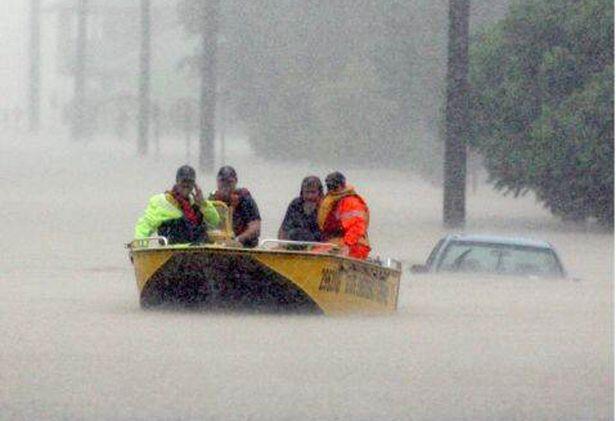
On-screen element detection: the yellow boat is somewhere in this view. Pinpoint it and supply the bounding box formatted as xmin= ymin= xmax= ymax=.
xmin=127 ymin=202 xmax=401 ymax=315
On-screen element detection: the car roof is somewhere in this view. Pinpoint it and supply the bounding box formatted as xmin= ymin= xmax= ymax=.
xmin=445 ymin=234 xmax=553 ymax=249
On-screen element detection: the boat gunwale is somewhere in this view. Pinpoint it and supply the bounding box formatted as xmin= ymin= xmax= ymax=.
xmin=129 ymin=244 xmax=402 ymax=274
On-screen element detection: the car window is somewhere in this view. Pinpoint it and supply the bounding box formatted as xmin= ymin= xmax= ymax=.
xmin=437 ymin=242 xmax=563 ymax=277
xmin=502 ymin=248 xmax=562 ymax=276
xmin=438 ymin=243 xmax=498 ymax=273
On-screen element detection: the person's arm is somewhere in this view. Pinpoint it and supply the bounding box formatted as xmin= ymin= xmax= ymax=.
xmin=339 ymin=197 xmax=368 ymax=247
xmin=237 ymin=220 xmax=261 ymax=244
xmin=236 ymin=195 xmax=261 ymax=244
xmin=193 ymin=184 xmax=221 ymax=228
xmin=134 ymin=196 xmax=160 ymax=239
xmin=278 ymin=199 xmax=297 ymax=240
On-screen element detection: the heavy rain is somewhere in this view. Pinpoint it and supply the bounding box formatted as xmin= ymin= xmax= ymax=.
xmin=0 ymin=0 xmax=613 ymax=419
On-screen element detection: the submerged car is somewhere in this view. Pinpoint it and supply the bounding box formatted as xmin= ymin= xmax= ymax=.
xmin=411 ymin=234 xmax=566 ymax=278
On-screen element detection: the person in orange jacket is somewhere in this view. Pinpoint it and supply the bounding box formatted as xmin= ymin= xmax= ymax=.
xmin=317 ymin=171 xmax=371 ymax=260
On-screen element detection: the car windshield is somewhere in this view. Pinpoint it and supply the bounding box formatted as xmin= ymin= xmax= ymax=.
xmin=437 ymin=241 xmax=563 ymax=277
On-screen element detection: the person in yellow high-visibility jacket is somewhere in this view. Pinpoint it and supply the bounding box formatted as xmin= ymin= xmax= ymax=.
xmin=134 ymin=165 xmax=220 ymax=244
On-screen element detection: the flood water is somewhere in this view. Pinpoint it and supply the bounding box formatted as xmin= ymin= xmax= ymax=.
xmin=1 ymin=135 xmax=613 ymax=420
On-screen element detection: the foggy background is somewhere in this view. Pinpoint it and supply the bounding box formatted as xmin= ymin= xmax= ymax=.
xmin=1 ymin=0 xmax=512 ymax=174
xmin=1 ymin=0 xmax=613 ymax=419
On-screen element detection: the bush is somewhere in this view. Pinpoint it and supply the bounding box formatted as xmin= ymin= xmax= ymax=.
xmin=468 ymin=0 xmax=613 ymax=224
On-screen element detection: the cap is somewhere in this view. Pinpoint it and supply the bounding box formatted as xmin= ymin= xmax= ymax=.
xmin=325 ymin=171 xmax=346 ymax=191
xmin=176 ymin=165 xmax=196 ymax=183
xmin=217 ymin=165 xmax=237 ymax=181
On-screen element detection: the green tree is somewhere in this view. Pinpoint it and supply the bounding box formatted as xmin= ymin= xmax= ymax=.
xmin=468 ymin=0 xmax=613 ymax=224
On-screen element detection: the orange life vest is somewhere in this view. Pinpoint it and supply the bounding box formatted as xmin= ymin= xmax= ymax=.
xmin=317 ymin=186 xmax=370 ymax=258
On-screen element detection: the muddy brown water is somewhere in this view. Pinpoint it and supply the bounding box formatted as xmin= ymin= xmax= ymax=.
xmin=1 ymin=136 xmax=612 ymax=420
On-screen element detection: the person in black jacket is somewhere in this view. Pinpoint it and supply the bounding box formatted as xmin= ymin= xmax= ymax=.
xmin=209 ymin=166 xmax=261 ymax=248
xmin=278 ymin=176 xmax=324 ymax=243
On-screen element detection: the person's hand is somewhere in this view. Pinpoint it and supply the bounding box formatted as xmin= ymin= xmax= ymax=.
xmin=194 ymin=183 xmax=204 ymax=205
xmin=221 ymin=237 xmax=242 ymax=248
xmin=340 ymin=245 xmax=350 ymax=256
xmin=311 ymin=244 xmax=334 ymax=254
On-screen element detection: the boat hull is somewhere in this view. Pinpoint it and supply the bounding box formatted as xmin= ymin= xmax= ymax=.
xmin=130 ymin=245 xmax=401 ymax=315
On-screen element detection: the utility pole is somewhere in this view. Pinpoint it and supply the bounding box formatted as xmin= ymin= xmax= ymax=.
xmin=219 ymin=92 xmax=226 ymax=166
xmin=72 ymin=0 xmax=88 ymax=141
xmin=29 ymin=0 xmax=41 ymax=133
xmin=443 ymin=0 xmax=470 ymax=228
xmin=198 ymin=0 xmax=220 ymax=173
xmin=138 ymin=0 xmax=151 ymax=156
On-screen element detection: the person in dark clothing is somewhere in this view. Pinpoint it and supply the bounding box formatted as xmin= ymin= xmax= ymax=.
xmin=209 ymin=166 xmax=261 ymax=248
xmin=278 ymin=176 xmax=324 ymax=242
